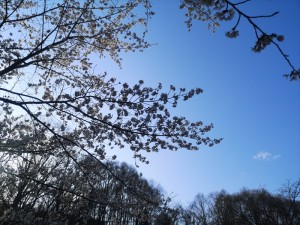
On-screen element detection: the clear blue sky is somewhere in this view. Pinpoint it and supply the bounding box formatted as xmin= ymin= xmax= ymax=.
xmin=105 ymin=0 xmax=300 ymax=205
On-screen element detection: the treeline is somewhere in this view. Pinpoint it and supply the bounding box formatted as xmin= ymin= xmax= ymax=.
xmin=0 ymin=152 xmax=165 ymax=225
xmin=0 ymin=151 xmax=299 ymax=225
xmin=177 ymin=183 xmax=300 ymax=225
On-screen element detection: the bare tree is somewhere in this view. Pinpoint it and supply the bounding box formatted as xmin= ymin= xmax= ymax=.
xmin=0 ymin=148 xmax=167 ymax=224
xmin=279 ymin=179 xmax=300 ymax=225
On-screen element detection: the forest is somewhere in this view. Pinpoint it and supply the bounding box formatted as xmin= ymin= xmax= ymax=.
xmin=0 ymin=152 xmax=299 ymax=224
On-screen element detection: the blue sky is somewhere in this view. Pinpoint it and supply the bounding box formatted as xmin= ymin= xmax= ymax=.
xmin=104 ymin=0 xmax=300 ymax=205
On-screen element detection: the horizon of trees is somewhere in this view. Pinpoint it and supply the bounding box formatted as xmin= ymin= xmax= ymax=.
xmin=0 ymin=151 xmax=299 ymax=224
